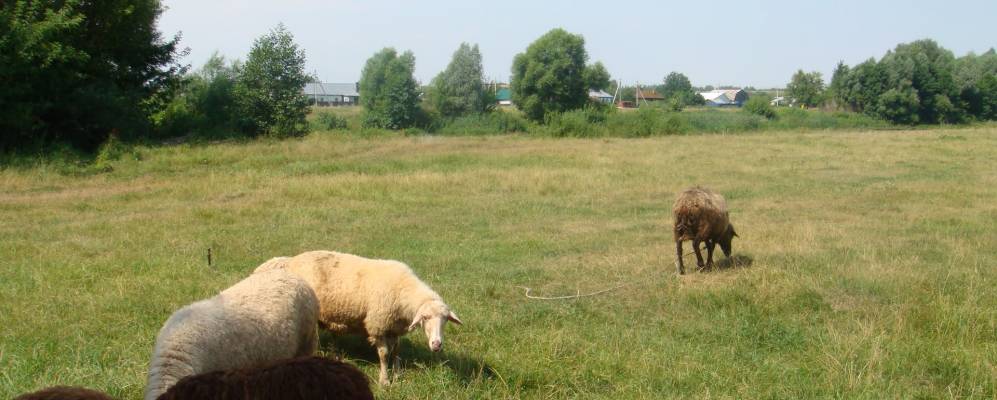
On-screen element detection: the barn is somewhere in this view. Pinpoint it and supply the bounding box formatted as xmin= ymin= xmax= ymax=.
xmin=698 ymin=89 xmax=749 ymax=107
xmin=304 ymin=82 xmax=360 ymax=106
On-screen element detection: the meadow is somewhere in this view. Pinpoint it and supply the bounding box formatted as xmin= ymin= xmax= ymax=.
xmin=1 ymin=126 xmax=995 ymax=399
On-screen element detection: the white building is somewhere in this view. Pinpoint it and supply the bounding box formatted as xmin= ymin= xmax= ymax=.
xmin=698 ymin=89 xmax=749 ymax=106
xmin=304 ymin=82 xmax=360 ymax=106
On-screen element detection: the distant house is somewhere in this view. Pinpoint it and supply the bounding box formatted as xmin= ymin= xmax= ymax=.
xmin=304 ymin=82 xmax=360 ymax=106
xmin=770 ymin=96 xmax=787 ymax=106
xmin=496 ymin=87 xmax=513 ymax=106
xmin=698 ymin=89 xmax=749 ymax=107
xmin=589 ymin=89 xmax=613 ymax=104
xmin=637 ymin=88 xmax=665 ymax=102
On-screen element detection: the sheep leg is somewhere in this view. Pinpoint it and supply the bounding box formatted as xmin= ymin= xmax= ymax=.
xmin=374 ymin=337 xmax=392 ymax=386
xmin=692 ymin=239 xmax=705 ymax=270
xmin=675 ymin=240 xmax=685 ymax=275
xmin=387 ymin=335 xmax=400 ymax=381
xmin=705 ymin=241 xmax=716 ymax=270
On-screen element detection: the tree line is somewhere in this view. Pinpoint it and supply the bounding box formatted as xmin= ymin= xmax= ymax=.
xmin=3 ymin=1 xmax=996 ymax=154
xmin=786 ymin=39 xmax=997 ymax=124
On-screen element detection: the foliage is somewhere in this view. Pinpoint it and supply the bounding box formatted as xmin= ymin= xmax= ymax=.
xmin=152 ymin=53 xmax=241 ymax=139
xmin=786 ymin=70 xmax=825 ymax=108
xmin=659 ymin=72 xmax=704 ymax=106
xmin=313 ymin=111 xmax=349 ymax=130
xmin=359 ymin=48 xmax=422 ymax=129
xmin=428 ymin=43 xmax=490 ymax=118
xmin=744 ymin=96 xmax=777 ymax=119
xmin=583 ymin=61 xmax=611 ymax=91
xmin=954 ymin=49 xmax=997 ymax=121
xmin=0 ymin=0 xmax=184 ymax=152
xmin=436 ymin=111 xmax=530 ymax=135
xmin=234 ymin=24 xmax=311 ymax=137
xmin=829 ymin=39 xmax=997 ymax=124
xmin=511 ymin=28 xmax=590 ymax=122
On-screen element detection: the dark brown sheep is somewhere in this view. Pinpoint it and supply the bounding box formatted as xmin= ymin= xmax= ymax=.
xmin=13 ymin=386 xmax=114 ymax=400
xmin=156 ymin=356 xmax=373 ymax=400
xmin=673 ymin=187 xmax=738 ymax=274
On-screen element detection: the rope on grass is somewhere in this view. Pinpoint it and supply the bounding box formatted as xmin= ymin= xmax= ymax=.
xmin=516 ymin=250 xmax=702 ymax=300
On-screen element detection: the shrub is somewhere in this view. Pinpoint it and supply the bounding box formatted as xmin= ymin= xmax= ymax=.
xmin=313 ymin=111 xmax=349 ymax=130
xmin=437 ymin=112 xmax=530 ymax=135
xmin=744 ymin=97 xmax=777 ymax=119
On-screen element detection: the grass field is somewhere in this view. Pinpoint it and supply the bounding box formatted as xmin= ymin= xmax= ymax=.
xmin=2 ymin=127 xmax=996 ymax=399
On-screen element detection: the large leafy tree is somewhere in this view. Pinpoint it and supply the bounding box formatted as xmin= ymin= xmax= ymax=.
xmin=786 ymin=70 xmax=825 ymax=108
xmin=0 ymin=0 xmax=184 ymax=151
xmin=583 ymin=62 xmax=611 ymax=91
xmin=829 ymin=39 xmax=991 ymax=124
xmin=429 ymin=43 xmax=489 ymax=118
xmin=359 ymin=48 xmax=421 ymax=129
xmin=511 ymin=28 xmax=589 ymax=122
xmin=234 ymin=24 xmax=311 ymax=137
xmin=659 ymin=72 xmax=704 ymax=106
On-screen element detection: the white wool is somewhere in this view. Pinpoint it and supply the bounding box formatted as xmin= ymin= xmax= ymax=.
xmin=143 ymin=269 xmax=319 ymax=400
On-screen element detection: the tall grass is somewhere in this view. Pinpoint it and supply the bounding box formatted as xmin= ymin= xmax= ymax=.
xmin=308 ymin=105 xmax=892 ymax=138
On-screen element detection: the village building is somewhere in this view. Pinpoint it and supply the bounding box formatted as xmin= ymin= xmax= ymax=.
xmin=304 ymin=82 xmax=360 ymax=106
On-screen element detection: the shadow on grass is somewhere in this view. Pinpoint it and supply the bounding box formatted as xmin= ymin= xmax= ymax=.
xmin=714 ymin=254 xmax=754 ymax=270
xmin=320 ymin=332 xmax=495 ymax=384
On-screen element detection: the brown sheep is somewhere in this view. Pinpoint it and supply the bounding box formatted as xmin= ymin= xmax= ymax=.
xmin=14 ymin=387 xmax=114 ymax=400
xmin=156 ymin=356 xmax=373 ymax=400
xmin=673 ymin=186 xmax=738 ymax=274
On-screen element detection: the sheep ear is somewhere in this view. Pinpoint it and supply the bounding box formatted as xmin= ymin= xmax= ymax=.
xmin=447 ymin=311 xmax=463 ymax=325
xmin=407 ymin=315 xmax=424 ymax=332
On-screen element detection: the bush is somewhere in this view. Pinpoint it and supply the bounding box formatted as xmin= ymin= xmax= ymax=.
xmin=313 ymin=111 xmax=349 ymax=130
xmin=683 ymin=109 xmax=764 ymax=133
xmin=437 ymin=112 xmax=530 ymax=135
xmin=744 ymin=97 xmax=777 ymax=119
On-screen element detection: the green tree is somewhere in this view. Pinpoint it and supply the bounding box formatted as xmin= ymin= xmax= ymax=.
xmin=359 ymin=48 xmax=421 ymax=129
xmin=429 ymin=43 xmax=489 ymax=118
xmin=511 ymin=28 xmax=589 ymax=122
xmin=786 ymin=70 xmax=825 ymax=108
xmin=234 ymin=24 xmax=311 ymax=137
xmin=880 ymin=39 xmax=960 ymax=123
xmin=0 ymin=0 xmax=183 ymax=151
xmin=954 ymin=49 xmax=997 ymax=121
xmin=583 ymin=61 xmax=611 ymax=91
xmin=153 ymin=53 xmax=241 ymax=138
xmin=659 ymin=72 xmax=704 ymax=106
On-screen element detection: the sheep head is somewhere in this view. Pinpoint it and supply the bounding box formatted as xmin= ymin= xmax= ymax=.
xmin=407 ymin=301 xmax=462 ymax=352
xmin=719 ymin=223 xmax=738 ymax=257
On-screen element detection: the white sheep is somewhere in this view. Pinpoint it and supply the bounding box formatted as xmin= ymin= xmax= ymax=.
xmin=143 ymin=269 xmax=320 ymax=400
xmin=255 ymin=251 xmax=463 ymax=386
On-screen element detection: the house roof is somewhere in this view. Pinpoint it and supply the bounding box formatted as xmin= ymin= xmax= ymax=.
xmin=638 ymin=89 xmax=664 ymax=100
xmin=699 ymin=89 xmax=749 ymax=103
xmin=304 ymin=82 xmax=359 ymax=97
xmin=699 ymin=91 xmax=730 ymax=102
xmin=589 ymin=89 xmax=613 ymax=98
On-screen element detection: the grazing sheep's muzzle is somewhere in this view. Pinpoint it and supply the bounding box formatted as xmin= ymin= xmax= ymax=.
xmin=430 ymin=340 xmax=442 ymax=352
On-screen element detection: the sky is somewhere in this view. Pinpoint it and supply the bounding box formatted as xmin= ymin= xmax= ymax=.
xmin=158 ymin=0 xmax=997 ymax=89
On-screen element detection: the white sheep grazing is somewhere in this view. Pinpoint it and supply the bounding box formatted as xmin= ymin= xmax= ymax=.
xmin=143 ymin=269 xmax=319 ymax=400
xmin=255 ymin=251 xmax=463 ymax=386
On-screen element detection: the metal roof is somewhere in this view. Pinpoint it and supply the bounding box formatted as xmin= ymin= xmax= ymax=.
xmin=588 ymin=89 xmax=613 ymax=98
xmin=304 ymin=82 xmax=359 ymax=97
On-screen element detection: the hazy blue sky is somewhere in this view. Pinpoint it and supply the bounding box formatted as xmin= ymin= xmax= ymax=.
xmin=159 ymin=0 xmax=997 ymax=88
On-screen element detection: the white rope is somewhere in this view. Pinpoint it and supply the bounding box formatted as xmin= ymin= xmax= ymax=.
xmin=516 ymin=249 xmax=702 ymax=300
xmin=515 ymin=283 xmax=632 ymax=300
